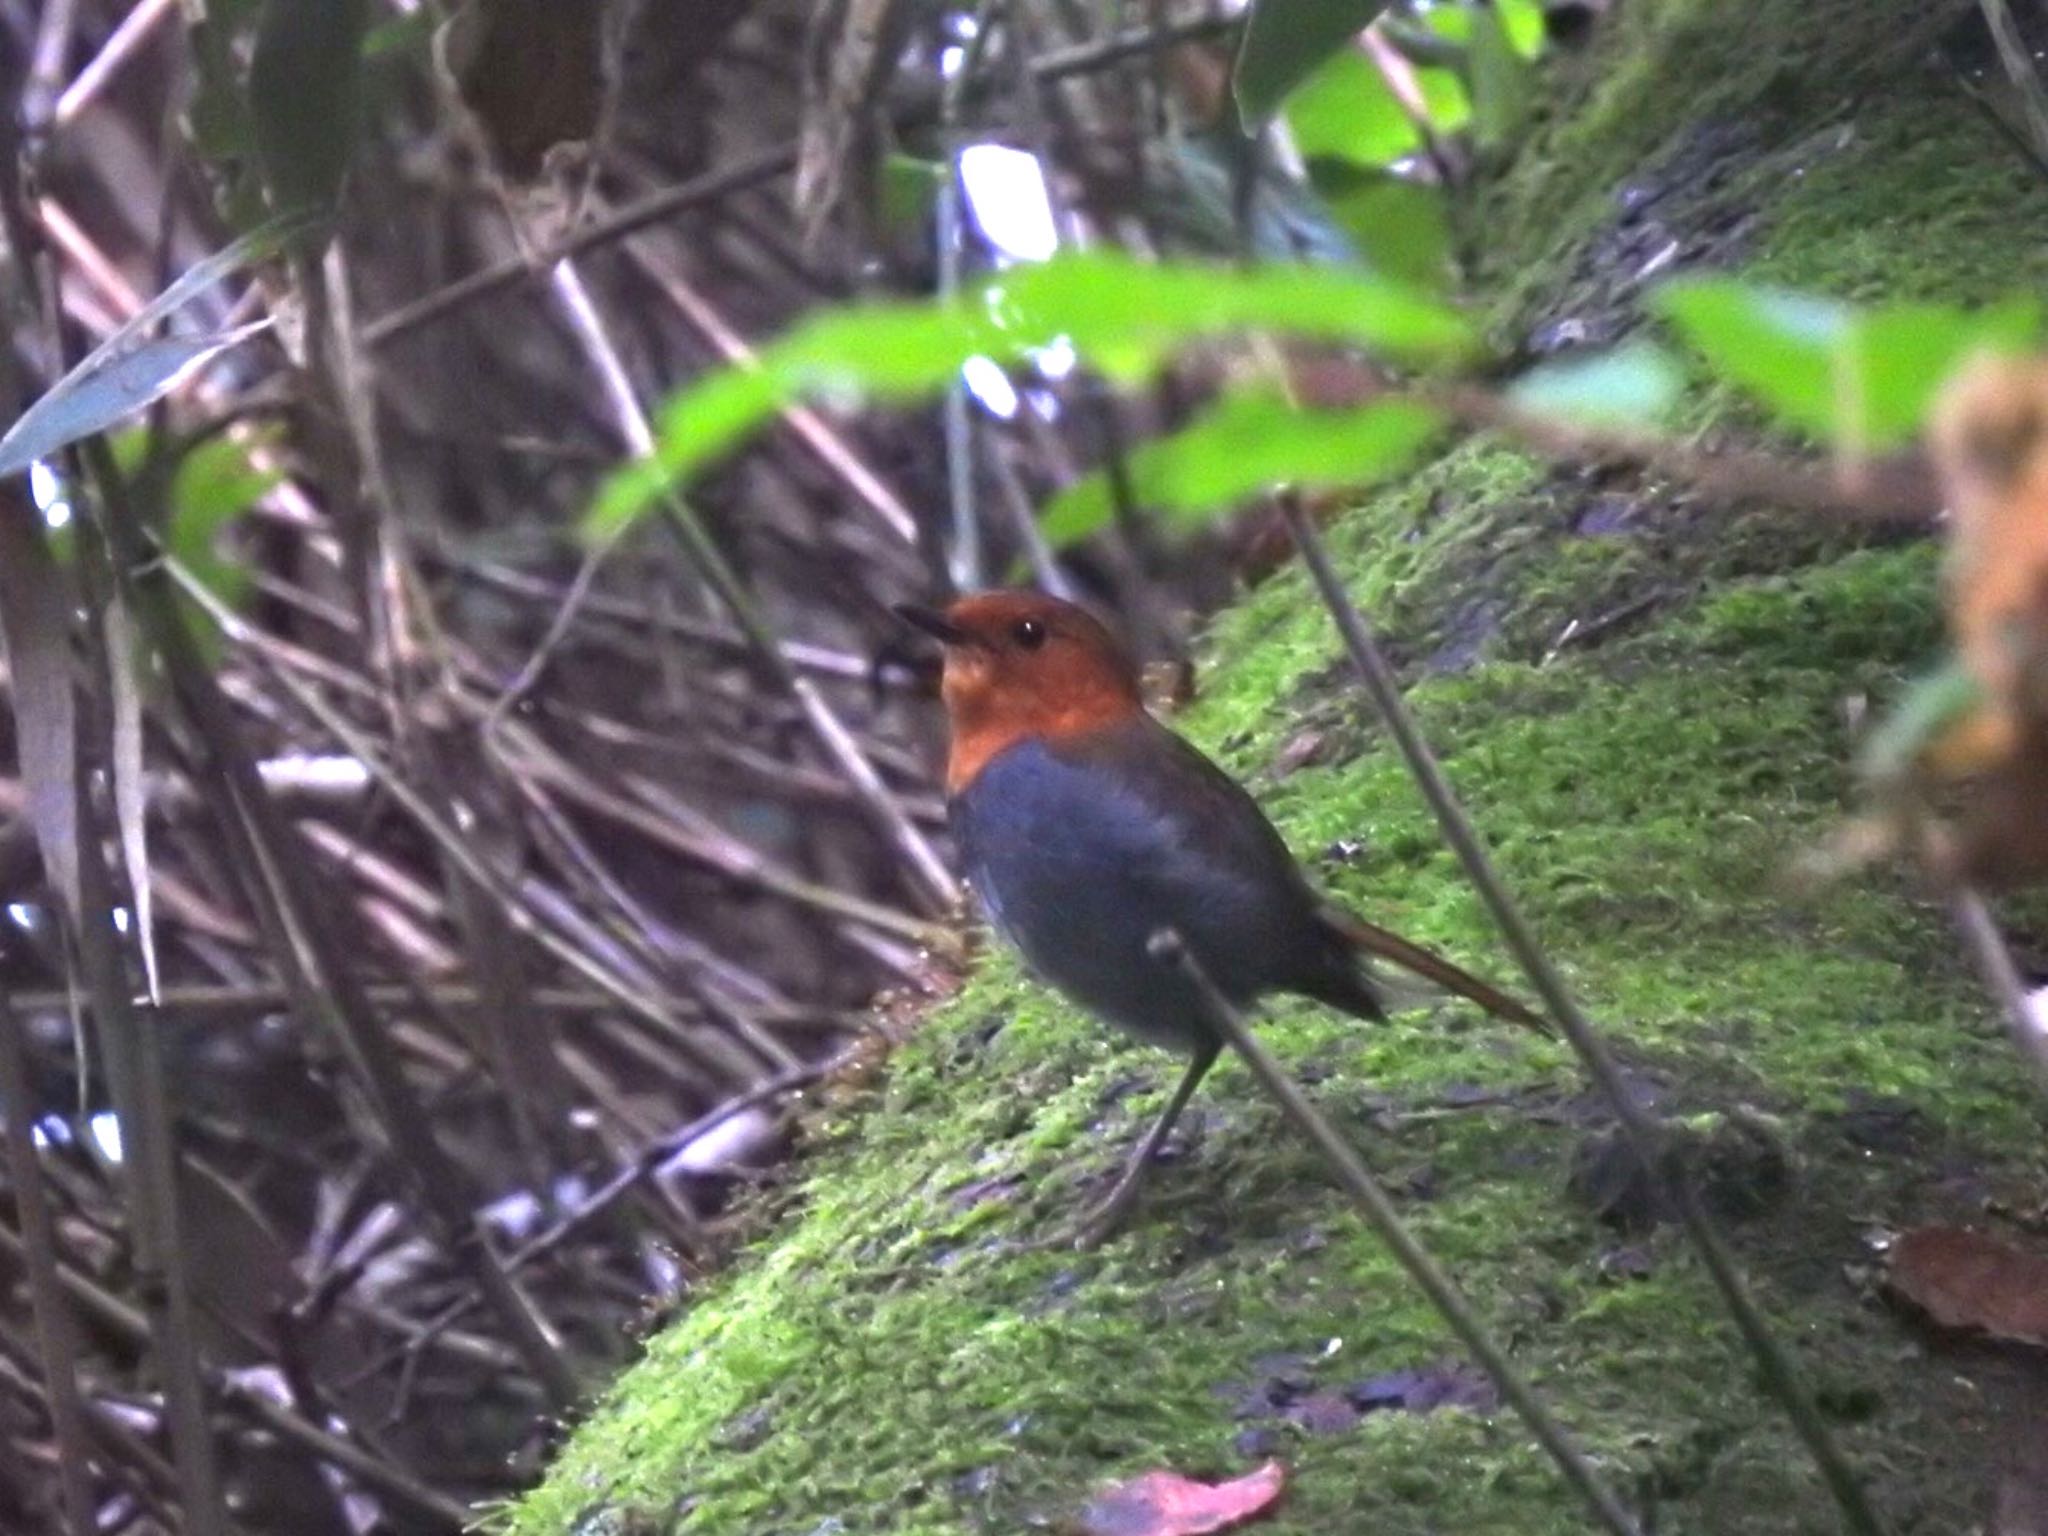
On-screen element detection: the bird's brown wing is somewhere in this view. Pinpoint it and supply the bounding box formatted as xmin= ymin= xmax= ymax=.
xmin=1047 ymin=714 xmax=1317 ymax=904
xmin=1314 ymin=904 xmax=1553 ymax=1037
xmin=1053 ymin=716 xmax=1552 ymax=1037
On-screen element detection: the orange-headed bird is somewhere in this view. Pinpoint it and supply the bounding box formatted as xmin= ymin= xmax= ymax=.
xmin=898 ymin=591 xmax=1546 ymax=1246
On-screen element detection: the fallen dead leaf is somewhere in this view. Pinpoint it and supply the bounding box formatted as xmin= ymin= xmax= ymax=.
xmin=1887 ymin=1226 xmax=2048 ymax=1345
xmin=1271 ymin=728 xmax=1332 ymax=778
xmin=1076 ymin=1460 xmax=1284 ymax=1536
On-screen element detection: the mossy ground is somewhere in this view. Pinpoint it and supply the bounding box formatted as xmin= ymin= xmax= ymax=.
xmin=509 ymin=3 xmax=2048 ymax=1532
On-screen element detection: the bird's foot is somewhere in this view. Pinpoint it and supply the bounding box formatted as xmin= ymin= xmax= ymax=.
xmin=1020 ymin=1186 xmax=1144 ymax=1252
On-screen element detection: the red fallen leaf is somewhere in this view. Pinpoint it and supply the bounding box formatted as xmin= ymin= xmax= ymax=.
xmin=1887 ymin=1227 xmax=2048 ymax=1345
xmin=1078 ymin=1460 xmax=1285 ymax=1536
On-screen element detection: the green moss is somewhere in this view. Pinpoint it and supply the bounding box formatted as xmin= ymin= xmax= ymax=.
xmin=1484 ymin=0 xmax=2048 ymax=339
xmin=508 ymin=4 xmax=2048 ymax=1533
xmin=509 ymin=529 xmax=2036 ymax=1536
xmin=1485 ymin=0 xmax=1865 ymax=285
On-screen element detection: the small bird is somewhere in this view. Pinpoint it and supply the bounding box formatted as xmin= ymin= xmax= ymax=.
xmin=897 ymin=590 xmax=1548 ymax=1246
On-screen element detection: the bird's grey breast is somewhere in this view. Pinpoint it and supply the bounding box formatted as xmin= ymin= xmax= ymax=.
xmin=949 ymin=735 xmax=1290 ymax=1043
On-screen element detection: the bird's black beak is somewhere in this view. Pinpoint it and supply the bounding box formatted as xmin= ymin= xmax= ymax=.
xmin=893 ymin=604 xmax=972 ymax=647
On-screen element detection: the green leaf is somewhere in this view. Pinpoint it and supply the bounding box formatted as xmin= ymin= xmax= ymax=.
xmin=167 ymin=435 xmax=282 ymax=613
xmin=587 ymin=253 xmax=1474 ymax=540
xmin=1317 ymin=168 xmax=1451 ymax=288
xmin=1510 ymin=342 xmax=1685 ymax=427
xmin=1657 ymin=279 xmax=2040 ymax=449
xmin=1415 ymin=65 xmax=1472 ymax=135
xmin=1233 ymin=0 xmax=1393 ymax=125
xmin=1420 ymin=7 xmax=1473 ymax=43
xmin=0 ymin=324 xmax=270 ymax=482
xmin=1499 ymin=0 xmax=1549 ymax=58
xmin=1467 ymin=2 xmax=1533 ymax=151
xmin=1857 ymin=296 xmax=2040 ymax=447
xmin=1287 ymin=52 xmax=1419 ymax=168
xmin=249 ymin=0 xmax=371 ymax=222
xmin=1040 ymin=392 xmax=1442 ymax=546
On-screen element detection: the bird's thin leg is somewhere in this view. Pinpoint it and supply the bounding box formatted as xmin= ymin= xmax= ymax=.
xmin=1056 ymin=1041 xmax=1220 ymax=1251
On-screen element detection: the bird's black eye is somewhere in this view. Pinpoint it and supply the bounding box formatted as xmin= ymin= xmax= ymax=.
xmin=1013 ymin=617 xmax=1047 ymax=650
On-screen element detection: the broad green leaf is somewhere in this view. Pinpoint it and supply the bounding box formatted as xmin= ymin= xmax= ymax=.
xmin=1656 ymin=279 xmax=1848 ymax=438
xmin=1040 ymin=392 xmax=1442 ymax=545
xmin=1500 ymin=0 xmax=1548 ymax=58
xmin=0 ymin=323 xmax=270 ymax=482
xmin=1287 ymin=52 xmax=1419 ymax=168
xmin=989 ymin=253 xmax=1472 ymax=364
xmin=1318 ymin=169 xmax=1451 ymax=288
xmin=1415 ymin=66 xmax=1472 ymax=136
xmin=1233 ymin=0 xmax=1392 ymax=125
xmin=588 ymin=254 xmax=1473 ymax=540
xmin=1467 ymin=2 xmax=1532 ymax=151
xmin=249 ymin=0 xmax=370 ymax=221
xmin=1413 ymin=0 xmax=1540 ymax=59
xmin=1856 ymin=296 xmax=2040 ymax=447
xmin=1657 ymin=279 xmax=2039 ymax=449
xmin=1420 ymin=7 xmax=1473 ymax=43
xmin=1510 ymin=342 xmax=1685 ymax=427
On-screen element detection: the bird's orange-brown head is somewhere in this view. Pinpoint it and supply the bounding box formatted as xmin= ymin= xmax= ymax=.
xmin=896 ymin=591 xmax=1143 ymax=793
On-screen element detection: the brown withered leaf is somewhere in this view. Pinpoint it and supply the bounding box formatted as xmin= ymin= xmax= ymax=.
xmin=1930 ymin=353 xmax=2048 ymax=777
xmin=1887 ymin=1226 xmax=2048 ymax=1345
xmin=1076 ymin=1460 xmax=1284 ymax=1536
xmin=437 ymin=0 xmax=607 ymax=181
xmin=1840 ymin=353 xmax=2048 ymax=886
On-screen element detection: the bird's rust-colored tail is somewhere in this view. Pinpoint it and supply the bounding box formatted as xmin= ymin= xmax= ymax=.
xmin=1318 ymin=904 xmax=1554 ymax=1037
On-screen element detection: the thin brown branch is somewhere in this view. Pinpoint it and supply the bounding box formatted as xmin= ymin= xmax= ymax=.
xmin=1442 ymin=384 xmax=1941 ymax=523
xmin=53 ymin=0 xmax=178 ymax=130
xmin=20 ymin=0 xmax=81 ymax=139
